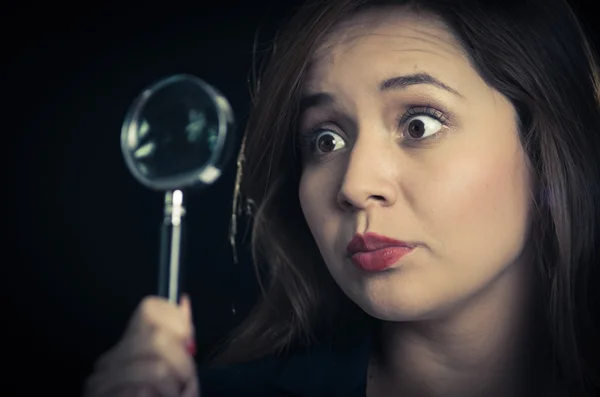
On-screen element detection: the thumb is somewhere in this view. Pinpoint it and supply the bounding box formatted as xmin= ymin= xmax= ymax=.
xmin=180 ymin=294 xmax=197 ymax=356
xmin=179 ymin=294 xmax=194 ymax=327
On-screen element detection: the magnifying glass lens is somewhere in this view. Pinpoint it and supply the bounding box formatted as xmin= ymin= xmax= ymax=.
xmin=121 ymin=75 xmax=235 ymax=191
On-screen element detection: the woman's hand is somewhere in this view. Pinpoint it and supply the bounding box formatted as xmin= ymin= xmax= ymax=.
xmin=84 ymin=295 xmax=199 ymax=397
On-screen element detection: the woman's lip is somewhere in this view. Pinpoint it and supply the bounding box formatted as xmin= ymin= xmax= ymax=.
xmin=350 ymin=246 xmax=414 ymax=272
xmin=346 ymin=232 xmax=415 ymax=255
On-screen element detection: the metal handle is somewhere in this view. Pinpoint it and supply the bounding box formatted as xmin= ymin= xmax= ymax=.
xmin=158 ymin=190 xmax=186 ymax=303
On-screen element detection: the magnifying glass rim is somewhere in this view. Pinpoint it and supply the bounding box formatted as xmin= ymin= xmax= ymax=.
xmin=120 ymin=74 xmax=233 ymax=191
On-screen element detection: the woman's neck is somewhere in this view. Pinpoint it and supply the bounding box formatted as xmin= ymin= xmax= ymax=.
xmin=368 ymin=259 xmax=547 ymax=397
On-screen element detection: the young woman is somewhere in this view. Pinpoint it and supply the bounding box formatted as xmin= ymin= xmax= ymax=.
xmin=85 ymin=0 xmax=600 ymax=396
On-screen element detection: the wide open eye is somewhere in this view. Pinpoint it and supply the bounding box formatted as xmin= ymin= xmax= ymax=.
xmin=403 ymin=114 xmax=443 ymax=140
xmin=313 ymin=130 xmax=346 ymax=154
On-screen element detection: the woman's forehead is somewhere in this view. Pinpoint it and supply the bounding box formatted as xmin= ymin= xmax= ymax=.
xmin=311 ymin=6 xmax=458 ymax=62
xmin=305 ymin=7 xmax=470 ymax=93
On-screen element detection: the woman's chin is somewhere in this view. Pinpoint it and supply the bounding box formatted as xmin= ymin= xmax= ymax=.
xmin=354 ymin=296 xmax=443 ymax=323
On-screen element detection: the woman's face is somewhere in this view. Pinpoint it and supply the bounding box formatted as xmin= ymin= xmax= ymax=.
xmin=298 ymin=8 xmax=533 ymax=321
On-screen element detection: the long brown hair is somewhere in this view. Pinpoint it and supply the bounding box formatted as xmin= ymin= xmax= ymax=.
xmin=207 ymin=0 xmax=600 ymax=394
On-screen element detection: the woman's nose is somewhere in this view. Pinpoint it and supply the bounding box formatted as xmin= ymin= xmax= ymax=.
xmin=336 ymin=140 xmax=398 ymax=211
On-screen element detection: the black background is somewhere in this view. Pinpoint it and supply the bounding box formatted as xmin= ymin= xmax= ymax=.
xmin=4 ymin=1 xmax=599 ymax=396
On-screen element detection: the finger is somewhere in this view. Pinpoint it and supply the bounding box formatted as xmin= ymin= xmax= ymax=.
xmin=179 ymin=294 xmax=197 ymax=355
xmin=85 ymin=359 xmax=182 ymax=397
xmin=179 ymin=294 xmax=190 ymax=315
xmin=95 ymin=328 xmax=196 ymax=384
xmin=127 ymin=296 xmax=192 ymax=340
xmin=179 ymin=295 xmax=194 ymax=330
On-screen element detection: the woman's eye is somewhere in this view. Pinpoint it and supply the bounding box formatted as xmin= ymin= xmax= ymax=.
xmin=403 ymin=115 xmax=444 ymax=140
xmin=314 ymin=130 xmax=346 ymax=154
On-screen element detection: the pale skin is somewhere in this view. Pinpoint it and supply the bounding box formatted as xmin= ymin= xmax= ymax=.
xmin=299 ymin=7 xmax=537 ymax=397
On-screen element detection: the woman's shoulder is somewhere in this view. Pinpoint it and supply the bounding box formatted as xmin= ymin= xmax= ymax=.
xmin=198 ymin=333 xmax=373 ymax=397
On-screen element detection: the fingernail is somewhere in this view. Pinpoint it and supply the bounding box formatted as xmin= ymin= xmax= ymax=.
xmin=186 ymin=339 xmax=196 ymax=356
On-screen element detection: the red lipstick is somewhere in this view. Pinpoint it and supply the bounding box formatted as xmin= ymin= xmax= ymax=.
xmin=346 ymin=232 xmax=415 ymax=272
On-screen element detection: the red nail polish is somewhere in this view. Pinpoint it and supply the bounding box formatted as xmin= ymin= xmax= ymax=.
xmin=186 ymin=340 xmax=196 ymax=356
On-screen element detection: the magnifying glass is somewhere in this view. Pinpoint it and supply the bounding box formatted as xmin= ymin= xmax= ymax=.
xmin=121 ymin=74 xmax=235 ymax=303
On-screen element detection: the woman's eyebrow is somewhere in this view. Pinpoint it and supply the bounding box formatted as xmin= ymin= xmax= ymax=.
xmin=299 ymin=72 xmax=464 ymax=116
xmin=379 ymin=72 xmax=464 ymax=98
xmin=299 ymin=92 xmax=334 ymax=116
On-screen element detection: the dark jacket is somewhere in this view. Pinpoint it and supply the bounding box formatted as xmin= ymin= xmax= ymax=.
xmin=198 ymin=332 xmax=574 ymax=397
xmin=198 ymin=333 xmax=373 ymax=397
